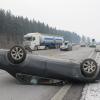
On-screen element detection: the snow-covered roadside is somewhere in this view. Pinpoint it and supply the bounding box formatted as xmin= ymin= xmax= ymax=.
xmin=0 ymin=49 xmax=8 ymax=52
xmin=81 ymin=81 xmax=100 ymax=100
xmin=0 ymin=48 xmax=7 ymax=50
xmin=0 ymin=49 xmax=5 ymax=51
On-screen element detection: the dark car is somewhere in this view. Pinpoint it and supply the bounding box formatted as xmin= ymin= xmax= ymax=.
xmin=0 ymin=45 xmax=100 ymax=84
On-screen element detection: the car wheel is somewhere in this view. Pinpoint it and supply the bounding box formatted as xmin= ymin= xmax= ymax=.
xmin=80 ymin=59 xmax=99 ymax=81
xmin=70 ymin=47 xmax=72 ymax=51
xmin=60 ymin=48 xmax=63 ymax=51
xmin=7 ymin=45 xmax=26 ymax=64
xmin=45 ymin=46 xmax=49 ymax=50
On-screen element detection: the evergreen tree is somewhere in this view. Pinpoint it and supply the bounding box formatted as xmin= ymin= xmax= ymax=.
xmin=0 ymin=9 xmax=81 ymax=48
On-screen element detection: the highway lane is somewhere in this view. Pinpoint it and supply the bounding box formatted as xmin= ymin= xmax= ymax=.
xmin=32 ymin=45 xmax=95 ymax=63
xmin=0 ymin=46 xmax=96 ymax=100
xmin=32 ymin=45 xmax=80 ymax=56
xmin=0 ymin=70 xmax=60 ymax=100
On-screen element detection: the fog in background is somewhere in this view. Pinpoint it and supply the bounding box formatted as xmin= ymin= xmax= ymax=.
xmin=0 ymin=0 xmax=100 ymax=41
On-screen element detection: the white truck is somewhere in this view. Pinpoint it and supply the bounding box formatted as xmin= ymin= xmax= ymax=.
xmin=23 ymin=32 xmax=64 ymax=50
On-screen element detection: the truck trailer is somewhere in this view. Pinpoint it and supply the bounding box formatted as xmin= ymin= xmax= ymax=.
xmin=23 ymin=33 xmax=64 ymax=50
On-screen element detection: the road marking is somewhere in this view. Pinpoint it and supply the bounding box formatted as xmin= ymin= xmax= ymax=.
xmin=88 ymin=50 xmax=94 ymax=58
xmin=95 ymin=52 xmax=100 ymax=67
xmin=51 ymin=49 xmax=95 ymax=100
xmin=51 ymin=84 xmax=71 ymax=100
xmin=95 ymin=52 xmax=100 ymax=61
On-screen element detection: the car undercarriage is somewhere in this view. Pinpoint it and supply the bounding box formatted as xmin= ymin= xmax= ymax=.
xmin=0 ymin=45 xmax=100 ymax=84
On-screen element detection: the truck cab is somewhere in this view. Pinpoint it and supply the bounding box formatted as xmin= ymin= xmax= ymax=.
xmin=23 ymin=33 xmax=40 ymax=50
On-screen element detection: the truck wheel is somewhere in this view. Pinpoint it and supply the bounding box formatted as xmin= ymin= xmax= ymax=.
xmin=7 ymin=45 xmax=26 ymax=64
xmin=25 ymin=46 xmax=32 ymax=53
xmin=80 ymin=59 xmax=99 ymax=81
xmin=34 ymin=46 xmax=38 ymax=51
xmin=60 ymin=48 xmax=62 ymax=51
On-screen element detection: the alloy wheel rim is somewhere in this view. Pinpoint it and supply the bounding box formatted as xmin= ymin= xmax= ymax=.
xmin=11 ymin=47 xmax=24 ymax=60
xmin=82 ymin=60 xmax=96 ymax=74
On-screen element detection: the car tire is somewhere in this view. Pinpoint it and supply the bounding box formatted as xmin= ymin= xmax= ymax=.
xmin=80 ymin=59 xmax=99 ymax=81
xmin=71 ymin=48 xmax=72 ymax=51
xmin=45 ymin=46 xmax=49 ymax=50
xmin=60 ymin=49 xmax=63 ymax=51
xmin=7 ymin=45 xmax=26 ymax=64
xmin=70 ymin=47 xmax=72 ymax=51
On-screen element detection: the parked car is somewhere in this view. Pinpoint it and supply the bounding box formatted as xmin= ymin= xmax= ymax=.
xmin=80 ymin=42 xmax=86 ymax=47
xmin=0 ymin=45 xmax=100 ymax=83
xmin=60 ymin=41 xmax=72 ymax=51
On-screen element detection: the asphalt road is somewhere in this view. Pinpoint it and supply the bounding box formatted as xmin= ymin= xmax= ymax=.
xmin=0 ymin=45 xmax=97 ymax=100
xmin=32 ymin=45 xmax=95 ymax=63
xmin=0 ymin=71 xmax=60 ymax=100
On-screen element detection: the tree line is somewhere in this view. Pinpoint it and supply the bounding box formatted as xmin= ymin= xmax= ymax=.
xmin=0 ymin=9 xmax=81 ymax=48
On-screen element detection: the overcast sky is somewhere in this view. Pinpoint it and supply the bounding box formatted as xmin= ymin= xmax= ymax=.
xmin=0 ymin=0 xmax=100 ymax=41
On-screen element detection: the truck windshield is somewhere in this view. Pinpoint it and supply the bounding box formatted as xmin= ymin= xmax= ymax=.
xmin=33 ymin=37 xmax=35 ymax=41
xmin=24 ymin=37 xmax=32 ymax=41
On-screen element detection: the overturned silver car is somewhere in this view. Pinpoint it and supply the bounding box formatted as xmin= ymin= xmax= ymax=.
xmin=0 ymin=45 xmax=100 ymax=84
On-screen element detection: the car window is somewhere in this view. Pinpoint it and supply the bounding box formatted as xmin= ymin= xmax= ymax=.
xmin=65 ymin=43 xmax=68 ymax=45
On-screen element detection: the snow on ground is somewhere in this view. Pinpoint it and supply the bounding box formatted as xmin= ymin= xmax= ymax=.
xmin=81 ymin=51 xmax=100 ymax=100
xmin=81 ymin=81 xmax=100 ymax=100
xmin=0 ymin=49 xmax=5 ymax=51
xmin=0 ymin=49 xmax=8 ymax=51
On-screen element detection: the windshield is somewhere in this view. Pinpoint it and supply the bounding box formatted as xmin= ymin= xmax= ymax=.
xmin=24 ymin=37 xmax=32 ymax=41
xmin=64 ymin=42 xmax=68 ymax=45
